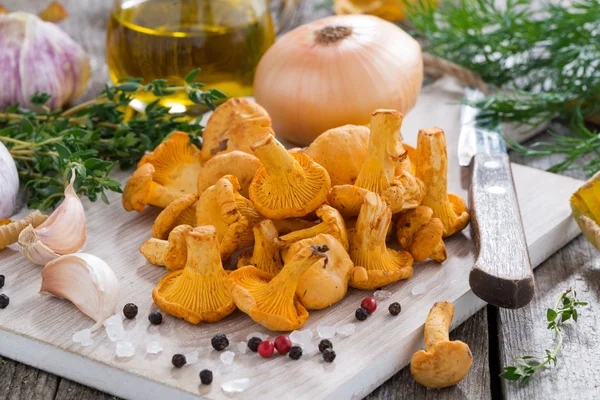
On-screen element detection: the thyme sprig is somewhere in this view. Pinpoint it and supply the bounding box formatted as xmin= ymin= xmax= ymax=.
xmin=0 ymin=69 xmax=226 ymax=210
xmin=500 ymin=288 xmax=588 ymax=386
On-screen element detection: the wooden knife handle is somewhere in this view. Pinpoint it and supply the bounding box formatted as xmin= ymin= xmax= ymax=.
xmin=468 ymin=153 xmax=535 ymax=309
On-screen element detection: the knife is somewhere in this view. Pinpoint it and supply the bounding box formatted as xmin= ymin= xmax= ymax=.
xmin=458 ymin=88 xmax=535 ymax=309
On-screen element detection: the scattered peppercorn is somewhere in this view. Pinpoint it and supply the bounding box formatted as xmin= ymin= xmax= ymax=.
xmin=361 ymin=297 xmax=377 ymax=314
xmin=289 ymin=346 xmax=303 ymax=360
xmin=355 ymin=307 xmax=368 ymax=321
xmin=389 ymin=302 xmax=402 ymax=316
xmin=0 ymin=274 xmax=5 ymax=289
xmin=319 ymin=339 xmax=333 ymax=353
xmin=148 ymin=311 xmax=162 ymax=325
xmin=211 ymin=334 xmax=229 ymax=351
xmin=172 ymin=354 xmax=186 ymax=368
xmin=274 ymin=335 xmax=292 ymax=355
xmin=323 ymin=348 xmax=336 ymax=363
xmin=247 ymin=337 xmax=262 ymax=352
xmin=258 ymin=340 xmax=275 ymax=358
xmin=123 ymin=303 xmax=138 ymax=319
xmin=200 ymin=369 xmax=213 ymax=385
xmin=0 ymin=294 xmax=9 ymax=309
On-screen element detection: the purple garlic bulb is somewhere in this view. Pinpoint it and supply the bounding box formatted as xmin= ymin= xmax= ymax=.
xmin=0 ymin=12 xmax=90 ymax=110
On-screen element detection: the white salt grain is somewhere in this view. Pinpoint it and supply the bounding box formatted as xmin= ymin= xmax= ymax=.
xmin=301 ymin=329 xmax=313 ymax=342
xmin=72 ymin=328 xmax=92 ymax=344
xmin=373 ymin=289 xmax=392 ymax=300
xmin=146 ymin=341 xmax=163 ymax=354
xmin=220 ymin=351 xmax=235 ymax=365
xmin=411 ymin=282 xmax=427 ymax=296
xmin=317 ymin=326 xmax=336 ymax=339
xmin=336 ymin=323 xmax=356 ymax=337
xmin=104 ymin=313 xmax=125 ymax=342
xmin=115 ymin=341 xmax=135 ymax=358
xmin=185 ymin=350 xmax=199 ymax=364
xmin=245 ymin=332 xmax=268 ymax=341
xmin=303 ymin=342 xmax=317 ymax=355
xmin=289 ymin=330 xmax=304 ymax=345
xmin=237 ymin=341 xmax=248 ymax=354
xmin=222 ymin=378 xmax=250 ymax=394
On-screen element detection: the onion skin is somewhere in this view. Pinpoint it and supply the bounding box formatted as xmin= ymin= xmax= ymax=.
xmin=254 ymin=14 xmax=423 ymax=145
xmin=0 ymin=141 xmax=19 ymax=219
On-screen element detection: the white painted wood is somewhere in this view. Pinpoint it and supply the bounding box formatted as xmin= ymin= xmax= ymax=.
xmin=0 ymin=80 xmax=584 ymax=399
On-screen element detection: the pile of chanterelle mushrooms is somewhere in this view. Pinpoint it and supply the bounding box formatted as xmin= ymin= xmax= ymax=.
xmin=122 ymin=98 xmax=470 ymax=332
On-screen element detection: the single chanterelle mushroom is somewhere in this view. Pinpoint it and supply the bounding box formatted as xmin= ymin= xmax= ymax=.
xmin=140 ymin=224 xmax=194 ymax=271
xmin=349 ymin=192 xmax=414 ymax=290
xmin=249 ymin=134 xmax=331 ymax=219
xmin=152 ymin=225 xmax=236 ymax=324
xmin=151 ymin=194 xmax=197 ymax=240
xmin=410 ymin=301 xmax=473 ymax=388
xmin=416 ymin=127 xmax=469 ymax=237
xmin=395 ymin=206 xmax=447 ymax=262
xmin=201 ymin=98 xmax=273 ymax=161
xmin=122 ymin=164 xmax=183 ymax=212
xmin=230 ymin=241 xmax=329 ymax=331
xmin=285 ymin=234 xmax=354 ymax=310
xmin=237 ymin=220 xmax=283 ymax=276
xmin=328 ymin=110 xmax=425 ymax=217
xmin=275 ymin=204 xmax=349 ymax=251
xmin=196 ymin=151 xmax=262 ymax=198
xmin=196 ymin=175 xmax=263 ymax=260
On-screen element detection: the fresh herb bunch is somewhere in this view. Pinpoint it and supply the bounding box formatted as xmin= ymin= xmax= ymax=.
xmin=405 ymin=0 xmax=600 ymax=175
xmin=500 ymin=288 xmax=588 ymax=385
xmin=0 ymin=69 xmax=226 ymax=210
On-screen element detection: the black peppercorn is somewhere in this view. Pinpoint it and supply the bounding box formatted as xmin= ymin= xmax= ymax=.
xmin=148 ymin=311 xmax=162 ymax=325
xmin=355 ymin=307 xmax=368 ymax=321
xmin=123 ymin=303 xmax=138 ymax=319
xmin=0 ymin=294 xmax=9 ymax=309
xmin=0 ymin=274 xmax=5 ymax=289
xmin=211 ymin=333 xmax=229 ymax=351
xmin=318 ymin=339 xmax=333 ymax=353
xmin=247 ymin=337 xmax=262 ymax=352
xmin=172 ymin=354 xmax=186 ymax=368
xmin=389 ymin=302 xmax=402 ymax=316
xmin=323 ymin=348 xmax=336 ymax=363
xmin=289 ymin=346 xmax=302 ymax=360
xmin=200 ymin=369 xmax=213 ymax=385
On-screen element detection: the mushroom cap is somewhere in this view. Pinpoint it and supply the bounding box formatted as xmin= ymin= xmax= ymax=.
xmin=200 ymin=98 xmax=273 ymax=161
xmin=305 ymin=125 xmax=370 ymax=186
xmin=327 ymin=185 xmax=370 ymax=218
xmin=163 ymin=224 xmax=194 ymax=271
xmin=396 ymin=170 xmax=425 ymax=211
xmin=571 ymin=171 xmax=600 ymax=250
xmin=122 ymin=163 xmax=154 ymax=212
xmin=196 ymin=150 xmax=262 ymax=198
xmin=396 ymin=206 xmax=447 ymax=262
xmin=152 ymin=194 xmax=197 ymax=240
xmin=272 ymin=218 xmax=318 ymax=235
xmin=410 ymin=340 xmax=473 ymax=389
xmin=316 ymin=205 xmax=349 ymax=251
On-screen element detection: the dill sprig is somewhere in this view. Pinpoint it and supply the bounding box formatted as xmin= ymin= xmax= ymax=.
xmin=405 ymin=0 xmax=600 ymax=175
xmin=0 ymin=69 xmax=226 ymax=210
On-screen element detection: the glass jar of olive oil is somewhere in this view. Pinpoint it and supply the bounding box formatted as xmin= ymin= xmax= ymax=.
xmin=106 ymin=0 xmax=291 ymax=109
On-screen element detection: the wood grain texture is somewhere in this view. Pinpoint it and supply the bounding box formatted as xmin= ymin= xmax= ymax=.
xmin=54 ymin=379 xmax=119 ymax=400
xmin=468 ymin=153 xmax=534 ymax=309
xmin=0 ymin=356 xmax=58 ymax=400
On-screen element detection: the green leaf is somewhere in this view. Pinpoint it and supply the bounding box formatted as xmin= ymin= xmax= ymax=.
xmin=500 ymin=367 xmax=522 ymax=381
xmin=184 ymin=68 xmax=201 ymax=83
xmin=115 ymin=82 xmax=141 ymax=92
xmin=55 ymin=142 xmax=71 ymax=160
xmin=561 ymin=311 xmax=572 ymax=322
xmin=546 ymin=308 xmax=557 ymax=322
xmin=20 ymin=118 xmax=34 ymax=134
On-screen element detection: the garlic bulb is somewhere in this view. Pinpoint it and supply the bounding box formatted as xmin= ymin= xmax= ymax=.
xmin=18 ymin=172 xmax=86 ymax=265
xmin=254 ymin=14 xmax=423 ymax=145
xmin=0 ymin=11 xmax=90 ymax=110
xmin=40 ymin=253 xmax=120 ymax=331
xmin=0 ymin=141 xmax=19 ymax=219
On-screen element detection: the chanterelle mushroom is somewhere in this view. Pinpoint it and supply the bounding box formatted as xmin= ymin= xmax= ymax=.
xmin=570 ymin=171 xmax=600 ymax=251
xmin=152 ymin=226 xmax=236 ymax=324
xmin=285 ymin=234 xmax=354 ymax=310
xmin=395 ymin=206 xmax=447 ymax=262
xmin=196 ymin=150 xmax=262 ymax=198
xmin=410 ymin=301 xmax=473 ymax=388
xmin=230 ymin=241 xmax=328 ymax=331
xmin=249 ymin=134 xmax=331 ymax=219
xmin=416 ymin=127 xmax=469 ymax=237
xmin=275 ymin=204 xmax=349 ymax=251
xmin=140 ymin=224 xmax=194 ymax=271
xmin=349 ymin=192 xmax=414 ymax=290
xmin=122 ymin=164 xmax=183 ymax=212
xmin=151 ymin=194 xmax=197 ymax=240
xmin=237 ymin=220 xmax=283 ymax=276
xmin=201 ymin=98 xmax=273 ymax=161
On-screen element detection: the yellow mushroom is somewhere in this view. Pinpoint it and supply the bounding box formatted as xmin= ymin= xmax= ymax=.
xmin=122 ymin=164 xmax=183 ymax=212
xmin=272 ymin=218 xmax=318 ymax=235
xmin=285 ymin=234 xmax=354 ymax=310
xmin=249 ymin=134 xmax=331 ymax=219
xmin=395 ymin=206 xmax=447 ymax=262
xmin=140 ymin=224 xmax=194 ymax=271
xmin=570 ymin=171 xmax=600 ymax=250
xmin=305 ymin=125 xmax=370 ymax=186
xmin=275 ymin=204 xmax=349 ymax=251
xmin=196 ymin=150 xmax=262 ymax=198
xmin=410 ymin=301 xmax=473 ymax=388
xmin=152 ymin=225 xmax=236 ymax=324
xmin=201 ymin=98 xmax=273 ymax=161
xmin=237 ymin=220 xmax=283 ymax=276
xmin=0 ymin=211 xmax=48 ymax=250
xmin=349 ymin=192 xmax=414 ymax=290
xmin=416 ymin=127 xmax=469 ymax=237
xmin=229 ymin=241 xmax=329 ymax=331
xmin=151 ymin=194 xmax=197 ymax=240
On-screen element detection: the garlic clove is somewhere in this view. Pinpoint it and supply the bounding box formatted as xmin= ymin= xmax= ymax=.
xmin=18 ymin=172 xmax=86 ymax=264
xmin=40 ymin=253 xmax=120 ymax=331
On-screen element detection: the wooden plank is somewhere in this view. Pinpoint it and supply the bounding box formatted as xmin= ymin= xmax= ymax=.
xmin=54 ymin=379 xmax=119 ymax=400
xmin=0 ymin=356 xmax=58 ymax=400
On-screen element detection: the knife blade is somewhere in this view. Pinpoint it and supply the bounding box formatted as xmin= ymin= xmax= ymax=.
xmin=459 ymin=88 xmax=535 ymax=309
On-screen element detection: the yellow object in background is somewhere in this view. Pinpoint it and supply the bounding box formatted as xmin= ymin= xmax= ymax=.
xmin=334 ymin=0 xmax=435 ymax=21
xmin=571 ymin=171 xmax=600 ymax=251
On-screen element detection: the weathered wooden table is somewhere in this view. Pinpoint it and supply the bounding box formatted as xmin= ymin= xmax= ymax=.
xmin=1 ymin=1 xmax=599 ymax=399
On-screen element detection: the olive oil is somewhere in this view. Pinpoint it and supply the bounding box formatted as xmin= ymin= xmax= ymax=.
xmin=106 ymin=0 xmax=275 ymax=108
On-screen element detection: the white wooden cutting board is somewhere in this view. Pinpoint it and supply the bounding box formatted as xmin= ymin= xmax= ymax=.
xmin=0 ymin=80 xmax=584 ymax=400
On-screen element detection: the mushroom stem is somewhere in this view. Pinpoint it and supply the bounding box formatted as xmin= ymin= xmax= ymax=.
xmin=251 ymin=135 xmax=304 ymax=178
xmin=139 ymin=238 xmax=168 ymax=266
xmin=277 ymin=223 xmax=328 ymax=247
xmin=237 ymin=220 xmax=283 ymax=276
xmin=424 ymin=301 xmax=453 ymax=351
xmin=0 ymin=210 xmax=48 ymax=250
xmin=150 ymin=182 xmax=184 ymax=207
xmin=416 ymin=127 xmax=448 ymax=205
xmin=184 ymin=229 xmax=222 ymax=274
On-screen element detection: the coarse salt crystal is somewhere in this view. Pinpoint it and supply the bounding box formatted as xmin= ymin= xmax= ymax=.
xmin=245 ymin=332 xmax=268 ymax=341
xmin=220 ymin=350 xmax=235 ymax=365
xmin=289 ymin=330 xmax=304 ymax=345
xmin=146 ymin=341 xmax=163 ymax=354
xmin=303 ymin=342 xmax=317 ymax=355
xmin=237 ymin=341 xmax=248 ymax=354
xmin=337 ymin=323 xmax=356 ymax=337
xmin=222 ymin=378 xmax=250 ymax=393
xmin=373 ymin=289 xmax=392 ymax=300
xmin=115 ymin=341 xmax=135 ymax=358
xmin=72 ymin=328 xmax=91 ymax=344
xmin=317 ymin=326 xmax=336 ymax=339
xmin=411 ymin=282 xmax=427 ymax=296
